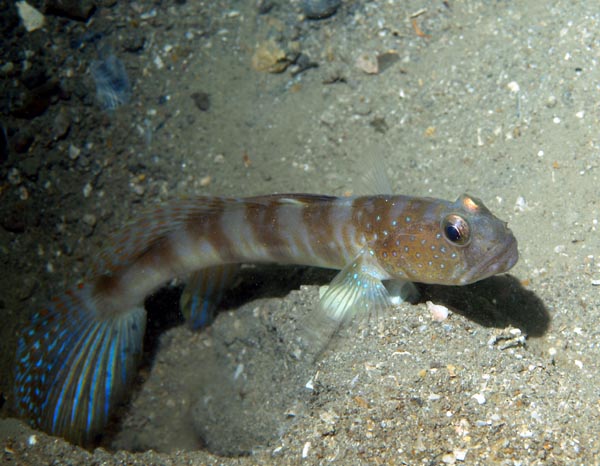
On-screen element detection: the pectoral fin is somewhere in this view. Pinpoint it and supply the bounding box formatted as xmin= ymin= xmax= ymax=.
xmin=320 ymin=264 xmax=390 ymax=326
xmin=303 ymin=255 xmax=391 ymax=348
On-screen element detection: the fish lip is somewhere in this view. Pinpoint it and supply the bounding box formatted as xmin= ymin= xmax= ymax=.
xmin=459 ymin=235 xmax=519 ymax=285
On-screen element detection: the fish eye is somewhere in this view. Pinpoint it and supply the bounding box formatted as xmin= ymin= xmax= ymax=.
xmin=442 ymin=214 xmax=471 ymax=246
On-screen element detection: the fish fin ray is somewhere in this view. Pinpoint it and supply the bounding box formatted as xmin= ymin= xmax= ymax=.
xmin=15 ymin=283 xmax=146 ymax=444
xmin=356 ymin=150 xmax=394 ymax=195
xmin=303 ymin=255 xmax=392 ymax=351
xmin=180 ymin=264 xmax=240 ymax=329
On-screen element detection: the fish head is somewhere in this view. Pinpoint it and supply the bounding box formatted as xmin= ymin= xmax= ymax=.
xmin=446 ymin=194 xmax=518 ymax=285
xmin=375 ymin=194 xmax=518 ymax=285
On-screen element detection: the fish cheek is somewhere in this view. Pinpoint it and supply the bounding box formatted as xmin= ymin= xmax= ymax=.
xmin=375 ymin=237 xmax=410 ymax=280
xmin=417 ymin=235 xmax=467 ymax=284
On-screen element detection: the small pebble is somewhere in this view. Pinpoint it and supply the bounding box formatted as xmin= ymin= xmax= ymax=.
xmin=546 ymin=95 xmax=557 ymax=108
xmin=18 ymin=186 xmax=29 ymax=200
xmin=355 ymin=53 xmax=379 ymax=74
xmin=272 ymin=445 xmax=283 ymax=456
xmin=83 ymin=182 xmax=93 ymax=198
xmin=554 ymin=244 xmax=566 ymax=254
xmin=82 ymin=213 xmax=96 ymax=227
xmin=68 ymin=144 xmax=81 ymax=160
xmin=154 ymin=55 xmax=164 ymax=70
xmin=192 ymin=91 xmax=211 ymax=111
xmin=441 ymin=453 xmax=456 ymax=464
xmin=52 ymin=108 xmax=71 ymax=140
xmin=257 ymin=0 xmax=275 ymax=14
xmin=131 ymin=183 xmax=145 ymax=196
xmin=8 ymin=168 xmax=22 ymax=185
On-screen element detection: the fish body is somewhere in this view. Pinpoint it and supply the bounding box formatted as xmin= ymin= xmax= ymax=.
xmin=15 ymin=192 xmax=518 ymax=444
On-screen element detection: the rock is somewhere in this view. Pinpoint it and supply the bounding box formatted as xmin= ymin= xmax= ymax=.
xmin=290 ymin=53 xmax=318 ymax=76
xmin=377 ymin=51 xmax=400 ymax=73
xmin=251 ymin=40 xmax=290 ymax=73
xmin=302 ymin=0 xmax=341 ymax=19
xmin=45 ymin=0 xmax=96 ymax=21
xmin=0 ymin=124 xmax=7 ymax=163
xmin=68 ymin=144 xmax=81 ymax=161
xmin=82 ymin=213 xmax=97 ymax=227
xmin=11 ymin=79 xmax=62 ymax=119
xmin=1 ymin=210 xmax=26 ymax=233
xmin=20 ymin=64 xmax=49 ymax=90
xmin=20 ymin=156 xmax=41 ymax=180
xmin=15 ymin=1 xmax=45 ymax=32
xmin=13 ymin=131 xmax=34 ymax=153
xmin=123 ymin=32 xmax=146 ymax=53
xmin=257 ymin=0 xmax=275 ymax=14
xmin=355 ymin=53 xmax=379 ymax=74
xmin=191 ymin=92 xmax=210 ymax=111
xmin=52 ymin=107 xmax=71 ymax=141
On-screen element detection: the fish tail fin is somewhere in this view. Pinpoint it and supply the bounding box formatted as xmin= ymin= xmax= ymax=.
xmin=14 ymin=283 xmax=146 ymax=445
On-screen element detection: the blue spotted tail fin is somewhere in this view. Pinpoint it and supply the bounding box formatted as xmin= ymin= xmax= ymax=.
xmin=14 ymin=283 xmax=146 ymax=444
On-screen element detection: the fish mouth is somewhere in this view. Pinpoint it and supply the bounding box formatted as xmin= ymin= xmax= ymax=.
xmin=459 ymin=234 xmax=519 ymax=285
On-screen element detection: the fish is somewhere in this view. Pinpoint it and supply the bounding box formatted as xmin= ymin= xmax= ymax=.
xmin=14 ymin=182 xmax=518 ymax=445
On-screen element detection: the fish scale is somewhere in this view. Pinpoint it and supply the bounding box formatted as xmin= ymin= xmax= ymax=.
xmin=15 ymin=191 xmax=518 ymax=444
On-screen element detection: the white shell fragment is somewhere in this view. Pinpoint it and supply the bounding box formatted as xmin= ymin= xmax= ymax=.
xmin=305 ymin=377 xmax=314 ymax=390
xmin=472 ymin=393 xmax=486 ymax=405
xmin=507 ymin=81 xmax=520 ymax=93
xmin=426 ymin=301 xmax=450 ymax=322
xmin=454 ymin=449 xmax=468 ymax=461
xmin=302 ymin=441 xmax=311 ymax=458
xmin=514 ymin=195 xmax=529 ymax=212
